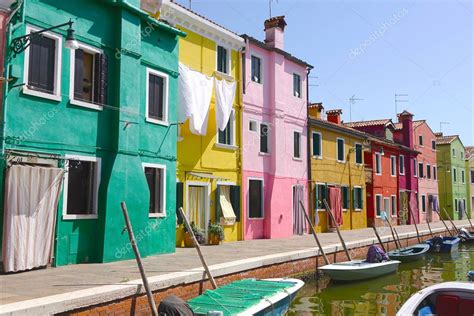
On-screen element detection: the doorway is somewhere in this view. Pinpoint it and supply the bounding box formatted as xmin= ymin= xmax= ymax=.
xmin=186 ymin=182 xmax=210 ymax=236
xmin=293 ymin=185 xmax=306 ymax=235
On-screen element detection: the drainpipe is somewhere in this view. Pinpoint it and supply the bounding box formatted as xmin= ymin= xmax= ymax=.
xmin=305 ymin=66 xmax=312 ymax=223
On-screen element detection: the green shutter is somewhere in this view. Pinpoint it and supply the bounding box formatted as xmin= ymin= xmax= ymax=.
xmin=359 ymin=188 xmax=363 ymax=209
xmin=176 ymin=182 xmax=184 ymax=224
xmin=215 ymin=185 xmax=221 ymax=224
xmin=353 ymin=188 xmax=357 ymax=209
xmin=313 ymin=133 xmax=321 ymax=156
xmin=230 ymin=185 xmax=241 ymax=222
xmin=314 ymin=185 xmax=319 ymax=210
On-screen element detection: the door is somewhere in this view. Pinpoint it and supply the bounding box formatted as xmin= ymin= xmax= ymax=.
xmin=187 ymin=184 xmax=209 ymax=233
xmin=293 ymin=185 xmax=306 ymax=235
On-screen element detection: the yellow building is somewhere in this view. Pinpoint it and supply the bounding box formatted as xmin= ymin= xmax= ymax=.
xmin=308 ymin=104 xmax=369 ymax=232
xmin=161 ymin=2 xmax=245 ymax=245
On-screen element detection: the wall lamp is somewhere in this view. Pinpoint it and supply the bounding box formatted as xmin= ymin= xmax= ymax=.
xmin=10 ymin=19 xmax=78 ymax=57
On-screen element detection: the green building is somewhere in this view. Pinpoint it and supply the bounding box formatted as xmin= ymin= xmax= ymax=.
xmin=436 ymin=133 xmax=469 ymax=220
xmin=1 ymin=0 xmax=185 ymax=270
xmin=466 ymin=147 xmax=474 ymax=218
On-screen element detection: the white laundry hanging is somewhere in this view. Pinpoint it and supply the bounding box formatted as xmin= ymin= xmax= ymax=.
xmin=214 ymin=77 xmax=236 ymax=131
xmin=177 ymin=63 xmax=213 ymax=135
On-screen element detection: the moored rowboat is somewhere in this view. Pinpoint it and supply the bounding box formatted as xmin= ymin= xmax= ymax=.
xmin=318 ymin=259 xmax=401 ymax=282
xmin=387 ymin=243 xmax=430 ymax=262
xmin=425 ymin=236 xmax=460 ymax=253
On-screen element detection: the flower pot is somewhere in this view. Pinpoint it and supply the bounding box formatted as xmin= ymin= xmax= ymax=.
xmin=183 ymin=232 xmax=195 ymax=248
xmin=208 ymin=233 xmax=221 ymax=245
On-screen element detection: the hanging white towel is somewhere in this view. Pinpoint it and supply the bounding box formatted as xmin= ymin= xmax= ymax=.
xmin=178 ymin=63 xmax=213 ymax=135
xmin=214 ymin=77 xmax=236 ymax=131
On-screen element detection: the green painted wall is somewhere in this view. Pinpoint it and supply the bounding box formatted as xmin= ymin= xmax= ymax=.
xmin=1 ymin=0 xmax=182 ymax=266
xmin=437 ymin=138 xmax=469 ymax=220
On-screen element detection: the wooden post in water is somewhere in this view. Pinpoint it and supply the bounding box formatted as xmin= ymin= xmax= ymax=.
xmin=464 ymin=209 xmax=474 ymax=229
xmin=299 ymin=201 xmax=330 ymax=265
xmin=393 ymin=228 xmax=405 ymax=247
xmin=426 ymin=218 xmax=434 ymax=238
xmin=436 ymin=210 xmax=454 ymax=237
xmin=443 ymin=208 xmax=460 ymax=234
xmin=408 ymin=204 xmax=422 ymax=243
xmin=323 ymin=199 xmax=351 ymax=261
xmin=120 ymin=202 xmax=158 ymax=316
xmin=372 ymin=226 xmax=387 ymax=253
xmin=382 ymin=213 xmax=402 ymax=249
xmin=178 ymin=207 xmax=217 ymax=289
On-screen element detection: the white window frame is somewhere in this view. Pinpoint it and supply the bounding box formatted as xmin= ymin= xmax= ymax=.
xmin=390 ymin=155 xmax=396 ymax=177
xmin=69 ymin=42 xmax=103 ymax=111
xmin=414 ymin=158 xmax=418 ymax=177
xmin=391 ymin=195 xmax=397 ymax=217
xmin=145 ymin=68 xmax=169 ymax=126
xmin=248 ymin=119 xmax=258 ymax=132
xmin=375 ymin=152 xmax=382 ymax=175
xmin=399 ymin=155 xmax=405 ymax=175
xmin=216 ymin=44 xmax=231 ymax=76
xmin=216 ymin=109 xmax=237 ymax=150
xmin=293 ymin=130 xmax=302 ymax=161
xmin=23 ymin=25 xmax=62 ymax=102
xmin=142 ymin=162 xmax=167 ymax=218
xmin=341 ymin=186 xmax=349 ymax=211
xmin=354 ymin=142 xmax=363 ymax=165
xmin=336 ymin=137 xmax=345 ymax=163
xmin=375 ymin=194 xmax=383 ymax=218
xmin=315 ymin=182 xmax=327 ymax=211
xmin=418 ymin=135 xmax=423 ymax=147
xmin=426 ymin=163 xmax=431 ymax=179
xmin=259 ymin=122 xmax=270 ymax=155
xmin=312 ymin=131 xmax=323 ymax=159
xmin=250 ymin=53 xmax=263 ymax=84
xmin=354 ymin=186 xmax=363 ymax=211
xmin=293 ymin=73 xmax=302 ymax=98
xmin=247 ymin=177 xmax=264 ymax=220
xmin=62 ymin=154 xmax=101 ymax=220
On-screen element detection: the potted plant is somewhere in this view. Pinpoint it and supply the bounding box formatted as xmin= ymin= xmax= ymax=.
xmin=208 ymin=222 xmax=225 ymax=245
xmin=183 ymin=222 xmax=205 ymax=247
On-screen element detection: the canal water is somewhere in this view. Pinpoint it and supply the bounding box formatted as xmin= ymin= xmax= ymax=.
xmin=289 ymin=243 xmax=473 ymax=315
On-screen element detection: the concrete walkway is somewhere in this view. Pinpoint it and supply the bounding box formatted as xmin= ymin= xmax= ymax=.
xmin=0 ymin=220 xmax=470 ymax=314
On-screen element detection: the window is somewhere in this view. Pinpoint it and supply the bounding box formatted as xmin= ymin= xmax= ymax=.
xmin=454 ymin=198 xmax=458 ymax=212
xmin=70 ymin=43 xmax=108 ymax=109
xmin=453 ymin=168 xmax=457 ymax=182
xmin=217 ymin=110 xmax=235 ymax=146
xmin=260 ymin=123 xmax=269 ymax=153
xmin=337 ymin=138 xmax=345 ymax=162
xmin=414 ymin=159 xmax=417 ymax=177
xmin=293 ymin=73 xmax=301 ymax=98
xmin=249 ymin=120 xmax=257 ymax=132
xmin=355 ymin=143 xmax=363 ymax=164
xmin=462 ymin=170 xmax=465 ymax=183
xmin=294 ymin=131 xmax=301 ymax=159
xmin=383 ymin=197 xmax=390 ymax=219
xmin=426 ymin=164 xmax=431 ymax=179
xmin=452 ymin=148 xmax=456 ymax=157
xmin=248 ymin=179 xmax=263 ymax=218
xmin=375 ymin=195 xmax=383 ymax=217
xmin=315 ymin=184 xmax=327 ymax=210
xmin=471 ymin=169 xmax=474 ymax=184
xmin=391 ymin=195 xmax=397 ymax=217
xmin=432 ymin=140 xmax=436 ymax=150
xmin=353 ymin=187 xmax=363 ymax=210
xmin=433 ymin=166 xmax=437 ymax=180
xmin=63 ymin=156 xmax=100 ymax=219
xmin=419 ymin=135 xmax=423 ymax=146
xmin=312 ymin=132 xmax=322 ymax=158
xmin=341 ymin=186 xmax=349 ymax=210
xmin=399 ymin=155 xmax=405 ymax=175
xmin=251 ymin=55 xmax=262 ymax=83
xmin=24 ymin=26 xmax=62 ymax=101
xmin=419 ymin=162 xmax=424 ymax=178
xmin=146 ymin=68 xmax=169 ymax=124
xmin=217 ymin=45 xmax=229 ymax=74
xmin=390 ymin=156 xmax=396 ymax=176
xmin=375 ymin=152 xmax=382 ymax=175
xmin=421 ymin=195 xmax=426 ymax=213
xmin=144 ymin=164 xmax=166 ymax=217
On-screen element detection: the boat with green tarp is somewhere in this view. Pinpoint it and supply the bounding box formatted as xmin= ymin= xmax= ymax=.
xmin=187 ymin=278 xmax=304 ymax=315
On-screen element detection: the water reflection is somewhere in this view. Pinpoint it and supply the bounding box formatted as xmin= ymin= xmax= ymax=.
xmin=289 ymin=244 xmax=473 ymax=316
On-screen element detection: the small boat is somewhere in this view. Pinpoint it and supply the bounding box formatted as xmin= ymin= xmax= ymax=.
xmin=187 ymin=278 xmax=304 ymax=316
xmin=425 ymin=236 xmax=460 ymax=253
xmin=318 ymin=259 xmax=401 ymax=282
xmin=387 ymin=243 xmax=431 ymax=263
xmin=459 ymin=228 xmax=474 ymax=242
xmin=396 ymin=282 xmax=474 ymax=316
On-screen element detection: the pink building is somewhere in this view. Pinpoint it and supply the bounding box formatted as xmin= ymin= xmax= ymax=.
xmin=241 ymin=16 xmax=312 ymax=240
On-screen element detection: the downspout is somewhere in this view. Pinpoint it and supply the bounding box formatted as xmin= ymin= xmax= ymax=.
xmin=305 ymin=66 xmax=312 ymax=223
xmin=241 ymin=38 xmax=248 ymax=240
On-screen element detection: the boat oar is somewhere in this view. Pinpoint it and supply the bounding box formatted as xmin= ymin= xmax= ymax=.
xmin=323 ymin=199 xmax=351 ymax=261
xmin=382 ymin=212 xmax=402 ymax=249
xmin=435 ymin=209 xmax=454 ymax=237
xmin=372 ymin=226 xmax=387 ymax=253
xmin=393 ymin=228 xmax=405 ymax=247
xmin=443 ymin=208 xmax=460 ymax=234
xmin=408 ymin=203 xmax=422 ymax=243
xmin=299 ymin=200 xmax=330 ymax=265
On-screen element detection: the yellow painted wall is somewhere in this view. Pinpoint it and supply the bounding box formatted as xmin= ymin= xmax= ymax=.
xmin=310 ymin=125 xmax=368 ymax=232
xmin=176 ymin=27 xmax=242 ymax=246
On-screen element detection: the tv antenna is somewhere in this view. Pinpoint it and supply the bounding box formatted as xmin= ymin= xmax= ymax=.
xmin=349 ymin=95 xmax=363 ymax=122
xmin=269 ymin=0 xmax=278 ymax=18
xmin=440 ymin=122 xmax=450 ymax=133
xmin=188 ymin=0 xmax=192 ymax=9
xmin=395 ymin=94 xmax=409 ymax=118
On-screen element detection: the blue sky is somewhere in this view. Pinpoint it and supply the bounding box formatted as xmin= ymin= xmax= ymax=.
xmin=175 ymin=0 xmax=473 ymax=145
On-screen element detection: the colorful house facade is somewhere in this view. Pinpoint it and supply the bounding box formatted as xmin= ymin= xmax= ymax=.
xmin=1 ymin=0 xmax=183 ymax=270
xmin=436 ymin=133 xmax=469 ymax=220
xmin=308 ymin=106 xmax=368 ymax=232
xmin=160 ymin=1 xmax=246 ymax=244
xmin=241 ymin=16 xmax=311 ymax=239
xmin=466 ymin=147 xmax=474 ymax=217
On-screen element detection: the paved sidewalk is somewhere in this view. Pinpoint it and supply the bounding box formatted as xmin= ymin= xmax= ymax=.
xmin=0 ymin=220 xmax=470 ymax=307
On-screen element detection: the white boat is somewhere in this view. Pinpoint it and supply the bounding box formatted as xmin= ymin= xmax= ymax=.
xmin=397 ymin=281 xmax=474 ymax=316
xmin=318 ymin=260 xmax=401 ymax=281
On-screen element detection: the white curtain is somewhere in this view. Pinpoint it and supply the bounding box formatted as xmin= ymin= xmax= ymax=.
xmin=2 ymin=165 xmax=64 ymax=272
xmin=178 ymin=63 xmax=213 ymax=135
xmin=214 ymin=77 xmax=236 ymax=131
xmin=188 ymin=186 xmax=206 ymax=230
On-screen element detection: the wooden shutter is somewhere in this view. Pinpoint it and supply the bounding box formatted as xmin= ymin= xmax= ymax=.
xmin=28 ymin=36 xmax=55 ymax=93
xmin=74 ymin=49 xmax=84 ymax=99
xmin=230 ymin=185 xmax=241 ymax=222
xmin=176 ymin=182 xmax=184 ymax=224
xmin=148 ymin=74 xmax=164 ymax=120
xmin=260 ymin=124 xmax=268 ymax=153
xmin=94 ymin=53 xmax=108 ymax=105
xmin=215 ymin=185 xmax=221 ymax=223
xmin=314 ymin=185 xmax=319 ymax=210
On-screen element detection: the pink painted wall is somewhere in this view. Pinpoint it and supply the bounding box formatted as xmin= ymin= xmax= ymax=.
xmin=242 ymin=36 xmax=309 ymax=240
xmin=414 ymin=121 xmax=439 ymax=222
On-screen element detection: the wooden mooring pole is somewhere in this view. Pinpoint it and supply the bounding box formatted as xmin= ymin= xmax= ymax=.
xmin=436 ymin=209 xmax=454 ymax=237
xmin=120 ymin=202 xmax=158 ymax=316
xmin=408 ymin=204 xmax=422 ymax=243
xmin=464 ymin=209 xmax=473 ymax=229
xmin=443 ymin=208 xmax=460 ymax=234
xmin=323 ymin=199 xmax=351 ymax=261
xmin=372 ymin=226 xmax=387 ymax=253
xmin=382 ymin=213 xmax=402 ymax=249
xmin=299 ymin=201 xmax=330 ymax=265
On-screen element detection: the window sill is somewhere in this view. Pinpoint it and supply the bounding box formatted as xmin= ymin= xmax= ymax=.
xmin=146 ymin=117 xmax=169 ymax=126
xmin=149 ymin=213 xmax=166 ymax=218
xmin=259 ymin=152 xmax=270 ymax=156
xmin=293 ymin=157 xmax=303 ymax=161
xmin=63 ymin=214 xmax=98 ymax=220
xmin=336 ymin=160 xmax=346 ymax=164
xmin=248 ymin=217 xmax=264 ymax=220
xmin=316 ymin=208 xmax=326 ymax=212
xmin=355 ymin=162 xmax=364 ymax=166
xmin=354 ymin=209 xmax=362 ymax=212
xmin=214 ymin=71 xmax=233 ymax=81
xmin=375 ymin=173 xmax=382 ymax=176
xmin=251 ymin=79 xmax=263 ymax=85
xmin=312 ymin=155 xmax=323 ymax=160
xmin=70 ymin=98 xmax=103 ymax=111
xmin=23 ymin=87 xmax=61 ymax=102
xmin=215 ymin=143 xmax=238 ymax=150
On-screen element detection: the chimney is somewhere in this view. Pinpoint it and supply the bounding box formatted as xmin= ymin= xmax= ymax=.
xmin=398 ymin=110 xmax=414 ymax=149
xmin=308 ymin=102 xmax=324 ymax=119
xmin=326 ymin=109 xmax=343 ymax=125
xmin=264 ymin=16 xmax=286 ymax=50
xmin=435 ymin=132 xmax=443 ymax=137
